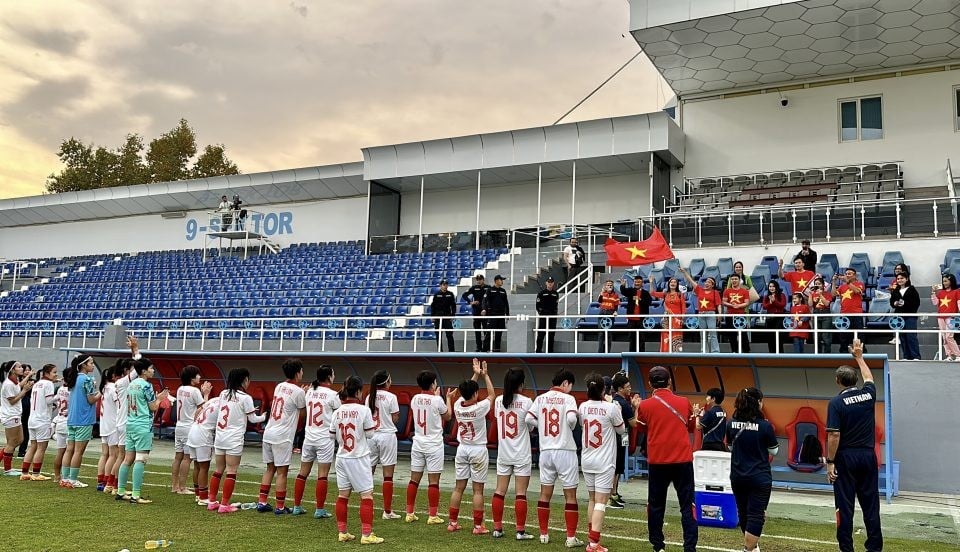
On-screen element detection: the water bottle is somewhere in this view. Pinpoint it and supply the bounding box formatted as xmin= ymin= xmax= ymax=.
xmin=240 ymin=502 xmax=258 ymax=510
xmin=144 ymin=540 xmax=172 ymax=549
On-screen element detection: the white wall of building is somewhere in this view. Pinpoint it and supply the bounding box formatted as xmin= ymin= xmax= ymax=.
xmin=681 ymin=68 xmax=960 ymax=189
xmin=398 ymin=172 xmax=650 ymax=235
xmin=0 ymin=196 xmax=368 ymax=259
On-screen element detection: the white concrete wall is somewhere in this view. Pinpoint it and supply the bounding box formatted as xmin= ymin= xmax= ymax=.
xmin=398 ymin=172 xmax=650 ymax=234
xmin=681 ymin=69 xmax=960 ymax=189
xmin=0 ymin=196 xmax=368 ymax=259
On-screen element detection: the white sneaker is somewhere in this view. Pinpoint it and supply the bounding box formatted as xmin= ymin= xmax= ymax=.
xmin=565 ymin=536 xmax=585 ymax=548
xmin=539 ymin=534 xmax=550 ymax=544
xmin=72 ymin=480 xmax=89 ymax=488
xmin=382 ymin=511 xmax=401 ymax=520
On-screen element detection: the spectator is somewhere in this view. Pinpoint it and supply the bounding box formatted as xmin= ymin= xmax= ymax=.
xmin=429 ymin=279 xmax=457 ymax=352
xmin=731 ymin=261 xmax=753 ymax=291
xmin=808 ymin=276 xmax=834 ymax=353
xmin=931 ymin=273 xmax=960 ymax=361
xmin=780 ymin=257 xmax=815 ymax=295
xmin=698 ymin=388 xmax=727 ymax=452
xmin=535 ymin=277 xmax=559 ymax=353
xmin=882 ymin=263 xmax=910 ymax=345
xmin=650 ymin=276 xmax=684 ymax=353
xmin=596 ymin=280 xmax=620 ymax=353
xmin=794 ymin=239 xmax=818 ymax=271
xmin=481 ymin=275 xmax=509 ymax=352
xmin=762 ymin=281 xmax=787 ymax=353
xmin=217 ymin=195 xmax=232 ymax=230
xmin=609 ymin=373 xmax=638 ymax=509
xmin=637 ymin=366 xmax=698 ymax=552
xmin=231 ymin=194 xmax=246 ymax=231
xmin=562 ymin=238 xmax=586 ymax=286
xmin=890 ymin=273 xmax=920 ymax=360
xmin=680 ymin=267 xmax=721 ymax=353
xmin=620 ymin=275 xmax=652 ymax=352
xmin=461 ymin=275 xmax=489 ymax=352
xmin=833 ymin=268 xmax=865 ymax=354
xmin=722 ymin=274 xmax=751 ymax=353
xmin=789 ymin=293 xmax=811 ymax=353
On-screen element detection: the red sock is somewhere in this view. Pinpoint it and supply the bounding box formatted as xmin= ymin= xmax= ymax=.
xmin=199 ymin=487 xmax=208 ymax=500
xmin=22 ymin=461 xmax=30 ymax=475
xmin=537 ymin=501 xmax=550 ymax=536
xmin=449 ymin=507 xmax=460 ymax=523
xmin=336 ymin=496 xmax=349 ymax=533
xmin=222 ymin=473 xmax=237 ymax=505
xmin=32 ymin=462 xmax=42 ymax=475
xmin=406 ymin=481 xmax=419 ymax=514
xmin=258 ymin=483 xmax=271 ymax=504
xmin=293 ymin=474 xmax=307 ymax=506
xmin=428 ymin=484 xmax=440 ymax=517
xmin=492 ymin=493 xmax=505 ymax=530
xmin=193 ymin=484 xmax=199 ymax=498
xmin=515 ymin=495 xmax=528 ymax=532
xmin=0 ymin=451 xmax=9 ymax=472
xmin=588 ymin=522 xmax=592 ymax=533
xmin=564 ymin=503 xmax=578 ymax=538
xmin=316 ymin=476 xmax=328 ymax=509
xmin=360 ymin=497 xmax=374 ymax=536
xmin=110 ymin=474 xmax=118 ymax=487
xmin=589 ymin=529 xmax=601 ymax=544
xmin=473 ymin=509 xmax=484 ymax=527
xmin=382 ymin=476 xmax=394 ymax=513
xmin=209 ymin=471 xmax=222 ymax=502
xmin=276 ymin=490 xmax=287 ymax=509
xmin=97 ymin=473 xmax=105 ymax=483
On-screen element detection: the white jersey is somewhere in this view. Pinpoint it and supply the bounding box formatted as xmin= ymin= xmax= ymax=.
xmin=494 ymin=394 xmax=533 ymax=465
xmin=263 ymin=381 xmax=307 ymax=445
xmin=527 ymin=388 xmax=579 ymax=452
xmin=331 ymin=400 xmax=375 ymax=459
xmin=368 ymin=390 xmax=399 ymax=434
xmin=0 ymin=378 xmax=22 ymax=421
xmin=99 ymin=382 xmax=120 ymax=436
xmin=578 ymin=400 xmax=625 ymax=473
xmin=453 ymin=397 xmax=491 ymax=446
xmin=304 ymin=384 xmax=341 ymax=443
xmin=175 ymin=385 xmax=204 ymax=429
xmin=214 ymin=390 xmax=258 ymax=450
xmin=115 ymin=371 xmax=138 ymax=426
xmin=411 ymin=393 xmax=447 ymax=449
xmin=53 ymin=386 xmax=70 ymax=426
xmin=28 ymin=379 xmax=57 ymax=429
xmin=187 ymin=397 xmax=220 ymax=448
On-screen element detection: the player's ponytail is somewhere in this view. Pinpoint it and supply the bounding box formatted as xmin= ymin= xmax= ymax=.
xmin=368 ymin=370 xmax=389 ymax=412
xmin=732 ymin=387 xmax=764 ymax=422
xmin=585 ymin=372 xmax=605 ymax=401
xmin=312 ymin=364 xmax=334 ymax=390
xmin=99 ymin=367 xmax=113 ymax=393
xmin=340 ymin=375 xmax=363 ymax=401
xmin=225 ymin=368 xmax=250 ymax=401
xmin=63 ymin=366 xmax=79 ymax=390
xmin=501 ymin=368 xmax=525 ymax=408
xmin=0 ymin=360 xmax=15 ymax=381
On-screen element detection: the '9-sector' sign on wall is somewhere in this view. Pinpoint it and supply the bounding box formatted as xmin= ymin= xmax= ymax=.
xmin=185 ymin=212 xmax=294 ymax=241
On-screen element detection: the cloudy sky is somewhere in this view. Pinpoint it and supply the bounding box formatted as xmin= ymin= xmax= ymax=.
xmin=0 ymin=0 xmax=667 ymax=200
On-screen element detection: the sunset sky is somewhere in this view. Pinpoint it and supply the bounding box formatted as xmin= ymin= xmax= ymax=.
xmin=0 ymin=0 xmax=666 ymax=200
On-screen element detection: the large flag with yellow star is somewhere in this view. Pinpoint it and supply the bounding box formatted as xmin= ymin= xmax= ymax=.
xmin=604 ymin=227 xmax=675 ymax=266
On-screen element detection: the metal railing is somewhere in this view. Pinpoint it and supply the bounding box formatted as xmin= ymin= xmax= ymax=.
xmin=2 ymin=312 xmax=954 ymax=359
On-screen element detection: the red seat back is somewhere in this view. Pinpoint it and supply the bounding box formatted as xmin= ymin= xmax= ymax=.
xmin=785 ymin=406 xmax=825 ymax=463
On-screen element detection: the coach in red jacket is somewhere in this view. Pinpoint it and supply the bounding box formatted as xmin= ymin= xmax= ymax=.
xmin=638 ymin=366 xmax=698 ymax=552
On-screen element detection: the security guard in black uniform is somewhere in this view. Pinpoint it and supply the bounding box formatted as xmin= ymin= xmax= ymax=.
xmin=535 ymin=277 xmax=560 ymax=353
xmin=429 ymin=279 xmax=457 ymax=352
xmin=481 ymin=274 xmax=510 ymax=352
xmin=826 ymin=338 xmax=883 ymax=552
xmin=461 ymin=275 xmax=490 ymax=352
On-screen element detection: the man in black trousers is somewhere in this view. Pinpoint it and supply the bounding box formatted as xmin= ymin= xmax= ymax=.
xmin=429 ymin=279 xmax=457 ymax=352
xmin=620 ymin=275 xmax=652 ymax=352
xmin=826 ymin=338 xmax=883 ymax=552
xmin=481 ymin=275 xmax=510 ymax=352
xmin=461 ymin=275 xmax=489 ymax=352
xmin=535 ymin=277 xmax=559 ymax=353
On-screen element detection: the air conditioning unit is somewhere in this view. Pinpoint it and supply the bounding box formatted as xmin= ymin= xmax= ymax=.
xmin=161 ymin=211 xmax=187 ymax=219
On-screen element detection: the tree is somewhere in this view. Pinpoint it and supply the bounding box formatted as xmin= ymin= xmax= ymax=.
xmin=45 ymin=119 xmax=240 ymax=193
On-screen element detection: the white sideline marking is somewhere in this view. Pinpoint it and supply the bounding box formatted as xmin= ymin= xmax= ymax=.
xmin=948 ymin=497 xmax=960 ymax=544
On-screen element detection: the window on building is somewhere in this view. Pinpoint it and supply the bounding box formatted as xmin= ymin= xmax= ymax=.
xmin=839 ymin=96 xmax=883 ymax=142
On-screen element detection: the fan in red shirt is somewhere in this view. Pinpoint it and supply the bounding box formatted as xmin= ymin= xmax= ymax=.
xmin=650 ymin=276 xmax=685 ymax=353
xmin=788 ymin=293 xmax=812 ymax=353
xmin=680 ymin=267 xmax=721 ymax=353
xmin=722 ymin=274 xmax=751 ymax=353
xmin=834 ymin=268 xmax=865 ymax=353
xmin=762 ymin=281 xmax=788 ymax=353
xmin=780 ymin=257 xmax=815 ymax=296
xmin=807 ymin=276 xmax=834 ymax=353
xmin=931 ymin=273 xmax=960 ymax=360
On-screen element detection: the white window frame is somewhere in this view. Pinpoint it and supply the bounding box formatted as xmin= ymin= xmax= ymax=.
xmin=953 ymin=85 xmax=960 ymax=132
xmin=838 ymin=95 xmax=884 ymax=143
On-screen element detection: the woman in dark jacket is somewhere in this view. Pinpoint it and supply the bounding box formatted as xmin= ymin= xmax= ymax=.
xmin=890 ymin=272 xmax=921 ymax=359
xmin=727 ymin=387 xmax=778 ymax=552
xmin=762 ymin=281 xmax=787 ymax=353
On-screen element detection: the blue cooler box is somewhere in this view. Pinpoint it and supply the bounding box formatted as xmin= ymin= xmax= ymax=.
xmin=693 ymin=450 xmax=739 ymax=529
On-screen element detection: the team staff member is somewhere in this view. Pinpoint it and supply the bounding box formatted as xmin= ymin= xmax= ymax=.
xmin=826 ymin=339 xmax=883 ymax=552
xmin=637 ymin=366 xmax=698 ymax=552
xmin=834 ymin=268 xmax=865 ymax=354
xmin=461 ymin=275 xmax=490 ymax=352
xmin=609 ymin=373 xmax=638 ymax=509
xmin=535 ymin=277 xmax=560 ymax=353
xmin=429 ymin=279 xmax=457 ymax=352
xmin=481 ymin=275 xmax=510 ymax=353
xmin=596 ymin=280 xmax=620 ymax=353
xmin=698 ymin=388 xmax=727 ymax=452
xmin=620 ymin=275 xmax=652 ymax=352
xmin=726 ymin=387 xmax=779 ymax=552
xmin=680 ymin=268 xmax=721 ymax=353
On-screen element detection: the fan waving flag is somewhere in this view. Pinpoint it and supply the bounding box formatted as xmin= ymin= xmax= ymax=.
xmin=604 ymin=227 xmax=675 ymax=266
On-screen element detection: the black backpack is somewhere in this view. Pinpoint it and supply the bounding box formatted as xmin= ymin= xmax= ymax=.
xmin=798 ymin=434 xmax=823 ymax=464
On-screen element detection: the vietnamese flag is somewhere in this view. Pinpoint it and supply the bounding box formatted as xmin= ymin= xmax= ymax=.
xmin=604 ymin=227 xmax=675 ymax=266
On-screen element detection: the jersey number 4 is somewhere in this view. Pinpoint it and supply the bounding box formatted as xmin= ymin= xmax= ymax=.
xmin=415 ymin=409 xmax=428 ymax=433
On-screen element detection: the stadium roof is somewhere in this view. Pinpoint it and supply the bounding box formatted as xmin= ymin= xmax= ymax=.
xmin=361 ymin=113 xmax=683 ymax=192
xmin=630 ymin=0 xmax=960 ymax=96
xmin=0 ymin=162 xmax=365 ymax=228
